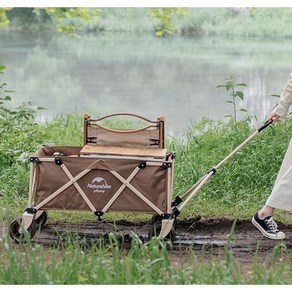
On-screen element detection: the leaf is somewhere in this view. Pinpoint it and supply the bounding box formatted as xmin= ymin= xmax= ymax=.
xmin=226 ymin=101 xmax=234 ymax=104
xmin=216 ymin=84 xmax=226 ymax=88
xmin=155 ymin=30 xmax=165 ymax=36
xmin=36 ymin=106 xmax=47 ymax=110
xmin=226 ymin=83 xmax=233 ymax=91
xmin=235 ymin=91 xmax=244 ymax=100
xmin=239 ymin=108 xmax=248 ymax=112
xmin=236 ymin=83 xmax=247 ymax=87
xmin=0 ymin=65 xmax=6 ymax=71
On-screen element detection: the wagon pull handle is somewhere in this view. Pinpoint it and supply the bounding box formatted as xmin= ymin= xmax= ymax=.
xmin=258 ymin=119 xmax=274 ymax=132
xmin=175 ymin=119 xmax=273 ymax=212
xmin=214 ymin=119 xmax=273 ymax=170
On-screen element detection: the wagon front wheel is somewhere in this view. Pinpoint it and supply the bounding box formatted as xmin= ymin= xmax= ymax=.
xmin=10 ymin=218 xmax=37 ymax=243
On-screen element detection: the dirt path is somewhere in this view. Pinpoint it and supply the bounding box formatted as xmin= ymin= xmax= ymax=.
xmin=29 ymin=217 xmax=292 ymax=260
xmin=2 ymin=216 xmax=291 ymax=266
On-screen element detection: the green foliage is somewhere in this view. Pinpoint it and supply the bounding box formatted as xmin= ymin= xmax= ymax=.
xmin=1 ymin=8 xmax=188 ymax=37
xmin=44 ymin=8 xmax=100 ymax=36
xmin=0 ymin=65 xmax=45 ymax=166
xmin=169 ymin=116 xmax=292 ymax=219
xmin=0 ymin=65 xmax=46 ymax=207
xmin=217 ymin=76 xmax=248 ymax=124
xmin=5 ymin=8 xmax=49 ymax=28
xmin=2 ymin=8 xmax=292 ymax=38
xmin=148 ymin=8 xmax=188 ymax=37
xmin=0 ymin=8 xmax=12 ymax=27
xmin=0 ymin=232 xmax=291 ymax=284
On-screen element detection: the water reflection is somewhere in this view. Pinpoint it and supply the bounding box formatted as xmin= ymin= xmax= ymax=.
xmin=0 ymin=31 xmax=291 ymax=137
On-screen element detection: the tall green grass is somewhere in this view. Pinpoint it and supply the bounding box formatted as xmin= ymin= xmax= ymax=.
xmin=1 ymin=114 xmax=292 ymax=285
xmin=0 ymin=231 xmax=291 ymax=284
xmin=1 ymin=113 xmax=292 ymax=222
xmin=170 ymin=116 xmax=292 ymax=220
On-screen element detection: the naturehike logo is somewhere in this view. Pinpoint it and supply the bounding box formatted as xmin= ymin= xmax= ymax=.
xmin=87 ymin=177 xmax=112 ymax=193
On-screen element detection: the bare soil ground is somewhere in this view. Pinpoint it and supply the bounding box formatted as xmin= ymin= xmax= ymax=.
xmin=17 ymin=216 xmax=292 ymax=266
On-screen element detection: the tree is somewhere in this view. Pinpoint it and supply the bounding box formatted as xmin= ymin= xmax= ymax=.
xmin=44 ymin=8 xmax=100 ymax=36
xmin=0 ymin=8 xmax=12 ymax=27
xmin=149 ymin=8 xmax=188 ymax=36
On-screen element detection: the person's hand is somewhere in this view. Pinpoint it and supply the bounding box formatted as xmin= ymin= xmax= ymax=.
xmin=266 ymin=112 xmax=280 ymax=123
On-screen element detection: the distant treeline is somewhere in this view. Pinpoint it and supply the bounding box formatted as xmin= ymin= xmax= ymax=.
xmin=1 ymin=7 xmax=292 ymax=38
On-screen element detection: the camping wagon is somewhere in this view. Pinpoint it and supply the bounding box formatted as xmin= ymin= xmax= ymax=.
xmin=9 ymin=112 xmax=273 ymax=243
xmin=10 ymin=113 xmax=178 ymax=242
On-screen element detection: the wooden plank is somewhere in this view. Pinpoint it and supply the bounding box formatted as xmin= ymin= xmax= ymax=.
xmin=80 ymin=144 xmax=167 ymax=158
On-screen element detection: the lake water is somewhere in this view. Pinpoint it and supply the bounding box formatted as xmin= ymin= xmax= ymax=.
xmin=1 ymin=31 xmax=292 ymax=137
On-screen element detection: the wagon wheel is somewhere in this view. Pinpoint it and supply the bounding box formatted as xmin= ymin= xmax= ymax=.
xmin=10 ymin=217 xmax=37 ymax=243
xmin=34 ymin=211 xmax=48 ymax=228
xmin=148 ymin=218 xmax=176 ymax=241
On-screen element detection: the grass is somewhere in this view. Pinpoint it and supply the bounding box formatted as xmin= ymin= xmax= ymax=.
xmin=1 ymin=113 xmax=292 ymax=223
xmin=1 ymin=113 xmax=292 ymax=284
xmin=0 ymin=227 xmax=291 ymax=284
xmin=170 ymin=117 xmax=292 ymax=221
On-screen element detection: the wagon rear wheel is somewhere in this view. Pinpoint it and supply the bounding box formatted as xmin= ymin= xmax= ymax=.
xmin=10 ymin=218 xmax=37 ymax=243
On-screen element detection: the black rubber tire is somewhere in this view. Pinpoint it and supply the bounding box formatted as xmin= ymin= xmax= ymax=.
xmin=10 ymin=217 xmax=37 ymax=243
xmin=34 ymin=211 xmax=48 ymax=228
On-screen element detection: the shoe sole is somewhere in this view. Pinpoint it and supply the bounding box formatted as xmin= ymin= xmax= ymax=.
xmin=251 ymin=217 xmax=285 ymax=240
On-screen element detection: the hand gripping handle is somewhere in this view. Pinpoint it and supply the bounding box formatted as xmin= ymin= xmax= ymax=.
xmin=258 ymin=119 xmax=273 ymax=132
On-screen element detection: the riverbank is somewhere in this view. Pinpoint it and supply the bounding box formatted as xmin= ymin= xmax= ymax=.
xmin=3 ymin=7 xmax=292 ymax=39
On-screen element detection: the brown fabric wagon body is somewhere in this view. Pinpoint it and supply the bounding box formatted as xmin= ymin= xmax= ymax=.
xmin=28 ymin=113 xmax=174 ymax=218
xmin=33 ymin=145 xmax=174 ymax=214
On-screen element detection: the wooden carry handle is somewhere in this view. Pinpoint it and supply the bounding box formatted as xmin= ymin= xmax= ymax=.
xmin=84 ymin=112 xmax=164 ymax=134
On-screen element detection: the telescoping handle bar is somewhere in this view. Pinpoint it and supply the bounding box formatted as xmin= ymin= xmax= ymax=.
xmin=174 ymin=119 xmax=274 ymax=212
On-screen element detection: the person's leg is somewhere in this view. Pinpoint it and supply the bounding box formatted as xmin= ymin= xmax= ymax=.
xmin=254 ymin=164 xmax=292 ymax=240
xmin=252 ymin=139 xmax=292 ymax=240
xmin=257 ymin=205 xmax=275 ymax=219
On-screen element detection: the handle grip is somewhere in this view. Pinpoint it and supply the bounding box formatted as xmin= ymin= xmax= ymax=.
xmin=258 ymin=119 xmax=273 ymax=132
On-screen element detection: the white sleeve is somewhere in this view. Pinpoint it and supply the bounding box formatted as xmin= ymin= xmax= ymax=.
xmin=273 ymin=73 xmax=292 ymax=118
